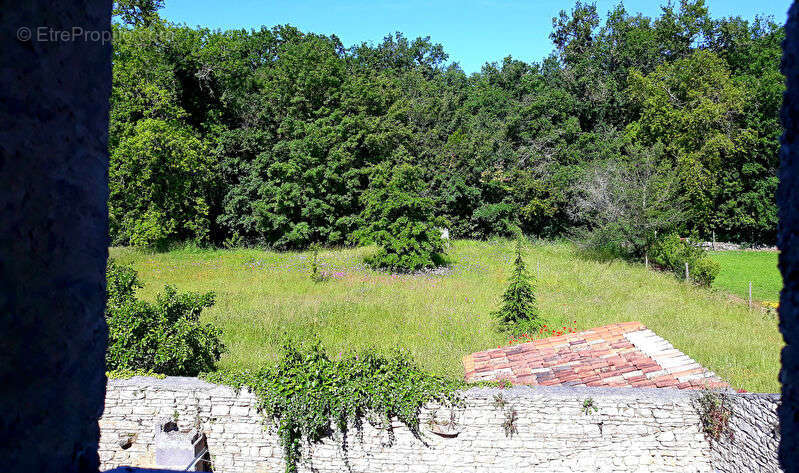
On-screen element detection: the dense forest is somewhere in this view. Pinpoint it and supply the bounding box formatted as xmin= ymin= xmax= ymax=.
xmin=109 ymin=0 xmax=784 ymax=251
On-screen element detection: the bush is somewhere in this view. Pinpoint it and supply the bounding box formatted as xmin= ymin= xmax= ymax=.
xmin=649 ymin=234 xmax=720 ymax=286
xmin=690 ymin=256 xmax=721 ymax=287
xmin=471 ymin=203 xmax=519 ymax=239
xmin=578 ymin=223 xmax=636 ymax=261
xmin=105 ymin=260 xmax=225 ymax=376
xmin=356 ymin=163 xmax=447 ymax=273
xmin=106 ymin=259 xmax=142 ymax=306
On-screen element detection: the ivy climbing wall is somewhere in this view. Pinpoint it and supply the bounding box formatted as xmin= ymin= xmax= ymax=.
xmin=100 ymin=377 xmax=781 ymax=473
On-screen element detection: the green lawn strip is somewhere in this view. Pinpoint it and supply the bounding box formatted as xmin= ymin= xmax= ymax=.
xmin=110 ymin=240 xmax=783 ymax=393
xmin=709 ymin=251 xmax=781 ymax=303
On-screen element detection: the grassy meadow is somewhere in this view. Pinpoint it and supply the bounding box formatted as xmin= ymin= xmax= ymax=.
xmin=110 ymin=240 xmax=783 ymax=393
xmin=709 ymin=250 xmax=781 ymax=303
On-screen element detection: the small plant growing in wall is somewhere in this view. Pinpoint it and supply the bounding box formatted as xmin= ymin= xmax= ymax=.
xmin=493 ymin=392 xmax=508 ymax=410
xmin=492 ymin=392 xmax=518 ymax=438
xmin=502 ymin=407 xmax=519 ymax=438
xmin=582 ymin=398 xmax=598 ymax=415
xmin=696 ymin=391 xmax=734 ymax=442
xmin=427 ymin=408 xmax=459 ymax=437
xmin=426 ymin=407 xmax=439 ymax=430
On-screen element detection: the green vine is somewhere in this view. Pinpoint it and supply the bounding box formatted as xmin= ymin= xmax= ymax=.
xmin=203 ymin=340 xmax=461 ymax=473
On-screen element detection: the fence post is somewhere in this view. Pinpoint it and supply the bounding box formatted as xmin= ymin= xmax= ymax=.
xmin=645 ymin=252 xmax=649 ymax=269
xmin=685 ymin=262 xmax=690 ymax=282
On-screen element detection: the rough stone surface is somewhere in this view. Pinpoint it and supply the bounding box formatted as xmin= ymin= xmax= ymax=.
xmin=781 ymin=2 xmax=799 ymax=471
xmin=698 ymin=242 xmax=778 ymax=251
xmin=711 ymin=394 xmax=781 ymax=473
xmin=0 ymin=2 xmax=112 ymax=472
xmin=100 ymin=377 xmax=781 ymax=473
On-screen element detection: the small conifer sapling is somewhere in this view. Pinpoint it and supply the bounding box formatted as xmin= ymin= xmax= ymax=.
xmin=494 ymin=239 xmax=541 ymax=332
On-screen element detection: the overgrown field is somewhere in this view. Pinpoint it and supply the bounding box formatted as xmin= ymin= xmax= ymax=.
xmin=709 ymin=251 xmax=781 ymax=303
xmin=110 ymin=240 xmax=783 ymax=393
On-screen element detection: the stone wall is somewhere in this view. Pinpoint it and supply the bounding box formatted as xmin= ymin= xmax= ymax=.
xmin=100 ymin=377 xmax=781 ymax=473
xmin=698 ymin=241 xmax=778 ymax=251
xmin=710 ymin=393 xmax=781 ymax=473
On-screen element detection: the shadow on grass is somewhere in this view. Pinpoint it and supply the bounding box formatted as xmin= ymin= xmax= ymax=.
xmin=573 ymin=244 xmax=629 ymax=265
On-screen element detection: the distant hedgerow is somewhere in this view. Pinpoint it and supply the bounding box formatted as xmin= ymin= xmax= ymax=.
xmin=649 ymin=233 xmax=720 ymax=286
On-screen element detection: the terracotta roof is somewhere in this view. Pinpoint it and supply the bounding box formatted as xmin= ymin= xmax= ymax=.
xmin=463 ymin=322 xmax=730 ymax=390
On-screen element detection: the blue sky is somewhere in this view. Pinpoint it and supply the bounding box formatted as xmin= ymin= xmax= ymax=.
xmin=161 ymin=0 xmax=793 ymax=74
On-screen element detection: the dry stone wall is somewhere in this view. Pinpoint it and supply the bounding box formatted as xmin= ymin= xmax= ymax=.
xmin=710 ymin=393 xmax=781 ymax=473
xmin=100 ymin=377 xmax=781 ymax=473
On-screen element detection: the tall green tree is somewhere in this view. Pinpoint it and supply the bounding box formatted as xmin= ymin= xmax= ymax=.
xmin=113 ymin=0 xmax=164 ymax=26
xmin=110 ymin=119 xmax=212 ymax=248
xmin=626 ymin=50 xmax=754 ymax=235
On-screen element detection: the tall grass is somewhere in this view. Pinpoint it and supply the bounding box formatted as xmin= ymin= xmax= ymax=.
xmin=110 ymin=239 xmax=783 ymax=393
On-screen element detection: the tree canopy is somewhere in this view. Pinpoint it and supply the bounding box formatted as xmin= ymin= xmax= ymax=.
xmin=108 ymin=0 xmax=784 ymax=249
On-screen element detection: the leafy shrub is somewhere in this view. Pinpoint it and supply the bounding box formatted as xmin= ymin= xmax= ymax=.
xmin=493 ymin=239 xmax=542 ymax=332
xmin=578 ymin=223 xmax=636 ymax=261
xmin=204 ymin=341 xmax=460 ymax=473
xmin=690 ymin=256 xmax=722 ymax=287
xmin=105 ymin=260 xmax=225 ymax=376
xmin=356 ymin=163 xmax=447 ymax=273
xmin=649 ymin=233 xmax=720 ymax=286
xmin=106 ymin=259 xmax=142 ymax=306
